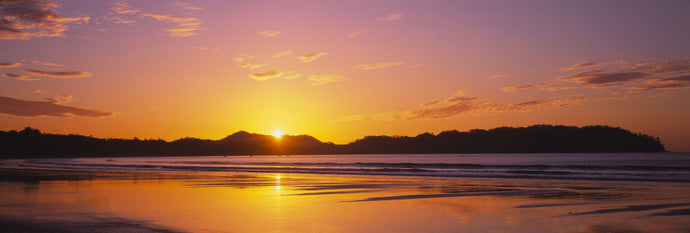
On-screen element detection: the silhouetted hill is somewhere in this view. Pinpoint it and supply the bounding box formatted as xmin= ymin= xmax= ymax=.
xmin=0 ymin=125 xmax=666 ymax=158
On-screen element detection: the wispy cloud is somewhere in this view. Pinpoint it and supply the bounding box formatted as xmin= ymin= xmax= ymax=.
xmin=171 ymin=1 xmax=203 ymax=10
xmin=0 ymin=96 xmax=114 ymax=118
xmin=284 ymin=71 xmax=302 ymax=79
xmin=111 ymin=1 xmax=141 ymax=15
xmin=192 ymin=46 xmax=220 ymax=53
xmin=232 ymin=54 xmax=265 ymax=70
xmin=353 ymin=62 xmax=404 ymax=70
xmin=379 ymin=13 xmax=404 ymax=21
xmin=2 ymin=73 xmax=39 ymax=81
xmin=249 ymin=70 xmax=284 ymax=81
xmin=272 ymin=51 xmax=293 ymax=58
xmin=501 ymin=82 xmax=547 ymax=92
xmin=347 ymin=29 xmax=366 ymax=38
xmin=298 ymin=53 xmax=329 ymax=63
xmin=141 ymin=13 xmax=202 ymax=37
xmin=111 ymin=1 xmax=202 ymax=37
xmin=341 ymin=91 xmax=586 ymax=121
xmin=487 ymin=74 xmax=507 ymax=80
xmin=561 ymin=62 xmax=601 ymax=71
xmin=44 ymin=94 xmax=73 ymax=104
xmin=23 ymin=69 xmax=92 ymax=79
xmin=309 ymin=74 xmax=345 ymax=85
xmin=28 ymin=59 xmax=63 ymax=67
xmin=0 ymin=0 xmax=89 ymax=40
xmin=31 ymin=89 xmax=42 ymax=93
xmin=408 ymin=64 xmax=424 ymax=68
xmin=257 ymin=31 xmax=281 ymax=38
xmin=0 ymin=62 xmax=22 ymax=68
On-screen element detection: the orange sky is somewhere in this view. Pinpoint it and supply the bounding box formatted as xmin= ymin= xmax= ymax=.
xmin=1 ymin=1 xmax=690 ymax=151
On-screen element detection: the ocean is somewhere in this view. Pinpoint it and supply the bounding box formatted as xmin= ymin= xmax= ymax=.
xmin=3 ymin=153 xmax=689 ymax=183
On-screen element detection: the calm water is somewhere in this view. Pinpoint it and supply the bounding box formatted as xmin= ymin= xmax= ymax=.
xmin=1 ymin=153 xmax=690 ymax=232
xmin=3 ymin=153 xmax=690 ymax=183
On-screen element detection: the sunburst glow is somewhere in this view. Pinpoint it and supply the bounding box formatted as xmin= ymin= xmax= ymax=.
xmin=272 ymin=129 xmax=284 ymax=138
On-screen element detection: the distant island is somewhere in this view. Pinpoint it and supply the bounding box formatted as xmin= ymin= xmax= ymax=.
xmin=0 ymin=125 xmax=665 ymax=158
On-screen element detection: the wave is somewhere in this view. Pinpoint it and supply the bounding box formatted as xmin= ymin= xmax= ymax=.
xmin=4 ymin=158 xmax=689 ymax=183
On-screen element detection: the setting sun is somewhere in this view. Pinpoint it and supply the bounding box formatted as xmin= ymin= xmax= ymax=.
xmin=272 ymin=129 xmax=284 ymax=138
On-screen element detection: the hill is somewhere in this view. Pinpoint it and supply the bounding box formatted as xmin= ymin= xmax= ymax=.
xmin=0 ymin=125 xmax=665 ymax=158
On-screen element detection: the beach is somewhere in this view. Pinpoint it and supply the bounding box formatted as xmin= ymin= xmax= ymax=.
xmin=1 ymin=154 xmax=689 ymax=232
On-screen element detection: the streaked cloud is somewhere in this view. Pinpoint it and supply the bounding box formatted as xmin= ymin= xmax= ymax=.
xmin=257 ymin=31 xmax=281 ymax=38
xmin=0 ymin=0 xmax=89 ymax=40
xmin=142 ymin=13 xmax=202 ymax=37
xmin=31 ymin=89 xmax=42 ymax=93
xmin=232 ymin=54 xmax=265 ymax=70
xmin=347 ymin=29 xmax=366 ymax=38
xmin=298 ymin=53 xmax=329 ymax=63
xmin=501 ymin=82 xmax=547 ymax=92
xmin=111 ymin=1 xmax=141 ymax=15
xmin=171 ymin=2 xmax=203 ymax=10
xmin=44 ymin=94 xmax=73 ymax=104
xmin=0 ymin=96 xmax=114 ymax=118
xmin=0 ymin=62 xmax=22 ymax=68
xmin=561 ymin=62 xmax=601 ymax=71
xmin=272 ymin=51 xmax=293 ymax=58
xmin=249 ymin=70 xmax=284 ymax=81
xmin=192 ymin=46 xmax=220 ymax=53
xmin=353 ymin=62 xmax=403 ymax=70
xmin=2 ymin=73 xmax=39 ymax=81
xmin=111 ymin=1 xmax=202 ymax=37
xmin=408 ymin=64 xmax=424 ymax=68
xmin=23 ymin=69 xmax=92 ymax=79
xmin=284 ymin=71 xmax=302 ymax=79
xmin=379 ymin=13 xmax=403 ymax=21
xmin=28 ymin=59 xmax=63 ymax=67
xmin=487 ymin=74 xmax=507 ymax=80
xmin=309 ymin=74 xmax=345 ymax=85
xmin=540 ymin=86 xmax=576 ymax=92
xmin=342 ymin=91 xmax=587 ymax=121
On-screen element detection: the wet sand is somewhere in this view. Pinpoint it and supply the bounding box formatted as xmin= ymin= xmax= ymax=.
xmin=1 ymin=167 xmax=689 ymax=233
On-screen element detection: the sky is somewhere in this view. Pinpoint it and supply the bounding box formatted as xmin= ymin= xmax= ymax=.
xmin=1 ymin=0 xmax=689 ymax=151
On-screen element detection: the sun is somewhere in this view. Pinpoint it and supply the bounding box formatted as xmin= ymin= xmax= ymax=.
xmin=271 ymin=129 xmax=284 ymax=138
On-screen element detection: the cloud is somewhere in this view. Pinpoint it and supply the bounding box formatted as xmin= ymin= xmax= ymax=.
xmin=627 ymin=74 xmax=690 ymax=93
xmin=284 ymin=71 xmax=302 ymax=79
xmin=539 ymin=86 xmax=576 ymax=92
xmin=353 ymin=62 xmax=403 ymax=70
xmin=347 ymin=29 xmax=366 ymax=38
xmin=408 ymin=64 xmax=424 ymax=68
xmin=141 ymin=13 xmax=202 ymax=37
xmin=249 ymin=70 xmax=284 ymax=81
xmin=0 ymin=0 xmax=89 ymax=40
xmin=341 ymin=91 xmax=587 ymax=121
xmin=0 ymin=96 xmax=114 ymax=118
xmin=44 ymin=94 xmax=72 ymax=104
xmin=379 ymin=13 xmax=403 ymax=21
xmin=31 ymin=89 xmax=42 ymax=93
xmin=28 ymin=59 xmax=62 ymax=67
xmin=272 ymin=51 xmax=293 ymax=58
xmin=309 ymin=74 xmax=345 ymax=85
xmin=487 ymin=74 xmax=507 ymax=80
xmin=558 ymin=70 xmax=647 ymax=86
xmin=257 ymin=31 xmax=281 ymax=38
xmin=192 ymin=46 xmax=219 ymax=53
xmin=1 ymin=73 xmax=39 ymax=81
xmin=501 ymin=82 xmax=547 ymax=92
xmin=232 ymin=54 xmax=265 ymax=70
xmin=111 ymin=1 xmax=141 ymax=14
xmin=23 ymin=69 xmax=92 ymax=79
xmin=171 ymin=1 xmax=203 ymax=10
xmin=561 ymin=62 xmax=601 ymax=71
xmin=0 ymin=62 xmax=22 ymax=68
xmin=298 ymin=53 xmax=329 ymax=63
